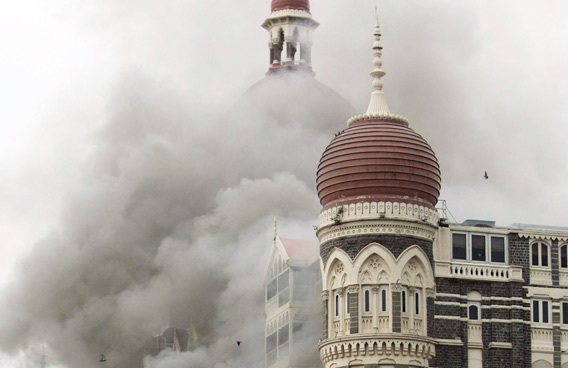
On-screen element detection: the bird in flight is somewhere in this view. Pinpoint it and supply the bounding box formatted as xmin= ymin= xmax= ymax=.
xmin=100 ymin=354 xmax=106 ymax=363
xmin=484 ymin=171 xmax=489 ymax=179
xmin=236 ymin=341 xmax=242 ymax=346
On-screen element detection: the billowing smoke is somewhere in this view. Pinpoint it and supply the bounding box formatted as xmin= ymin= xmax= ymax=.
xmin=0 ymin=60 xmax=351 ymax=367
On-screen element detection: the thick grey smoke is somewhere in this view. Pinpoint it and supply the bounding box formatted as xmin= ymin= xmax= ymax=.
xmin=1 ymin=1 xmax=568 ymax=367
xmin=0 ymin=64 xmax=350 ymax=368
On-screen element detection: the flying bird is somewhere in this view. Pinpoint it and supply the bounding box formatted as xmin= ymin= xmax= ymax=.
xmin=484 ymin=171 xmax=489 ymax=179
xmin=236 ymin=341 xmax=242 ymax=346
xmin=100 ymin=354 xmax=106 ymax=363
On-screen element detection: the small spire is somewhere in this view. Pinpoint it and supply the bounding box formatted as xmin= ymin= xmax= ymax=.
xmin=365 ymin=14 xmax=390 ymax=116
xmin=347 ymin=10 xmax=409 ymax=127
xmin=273 ymin=216 xmax=278 ymax=241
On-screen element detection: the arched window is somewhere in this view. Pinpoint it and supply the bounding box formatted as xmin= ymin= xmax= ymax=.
xmin=401 ymin=288 xmax=407 ymax=314
xmin=561 ymin=244 xmax=568 ymax=269
xmin=334 ymin=292 xmax=340 ymax=318
xmin=468 ymin=304 xmax=480 ymax=321
xmin=414 ymin=290 xmax=421 ymax=316
xmin=363 ymin=288 xmax=371 ymax=313
xmin=379 ymin=285 xmax=389 ymax=313
xmin=532 ymin=242 xmax=549 ymax=267
xmin=345 ymin=291 xmax=350 ymax=315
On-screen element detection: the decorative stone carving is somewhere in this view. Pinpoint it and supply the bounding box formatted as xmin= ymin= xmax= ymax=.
xmin=321 ymin=290 xmax=330 ymax=300
xmin=347 ymin=285 xmax=359 ymax=293
xmin=369 ymin=257 xmax=381 ymax=270
xmin=335 ymin=263 xmax=344 ymax=275
xmin=426 ymin=287 xmax=436 ymax=298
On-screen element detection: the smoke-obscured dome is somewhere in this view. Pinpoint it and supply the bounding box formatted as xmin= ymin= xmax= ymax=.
xmin=233 ymin=70 xmax=353 ymax=133
xmin=271 ymin=0 xmax=310 ymax=12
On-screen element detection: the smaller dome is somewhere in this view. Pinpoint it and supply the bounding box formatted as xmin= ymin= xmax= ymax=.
xmin=272 ymin=0 xmax=310 ymax=12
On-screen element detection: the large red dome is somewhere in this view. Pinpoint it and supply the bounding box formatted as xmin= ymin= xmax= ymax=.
xmin=271 ymin=0 xmax=310 ymax=12
xmin=316 ymin=120 xmax=441 ymax=210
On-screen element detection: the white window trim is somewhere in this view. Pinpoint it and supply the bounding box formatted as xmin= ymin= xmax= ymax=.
xmin=414 ymin=289 xmax=422 ymax=316
xmin=345 ymin=291 xmax=350 ymax=315
xmin=467 ymin=302 xmax=481 ymax=322
xmin=401 ymin=287 xmax=408 ymax=315
xmin=532 ymin=299 xmax=551 ymax=324
xmin=531 ymin=242 xmax=551 ymax=269
xmin=379 ymin=285 xmax=389 ymax=314
xmin=362 ymin=287 xmax=372 ymax=314
xmin=451 ymin=232 xmax=508 ymax=265
xmin=562 ymin=301 xmax=568 ymax=325
xmin=334 ymin=291 xmax=340 ymax=319
xmin=560 ymin=244 xmax=568 ymax=269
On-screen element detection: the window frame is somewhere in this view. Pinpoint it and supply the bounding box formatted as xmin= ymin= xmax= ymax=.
xmin=562 ymin=301 xmax=568 ymax=325
xmin=379 ymin=285 xmax=389 ymax=314
xmin=560 ymin=244 xmax=568 ymax=269
xmin=401 ymin=287 xmax=408 ymax=315
xmin=334 ymin=291 xmax=340 ymax=318
xmin=413 ymin=289 xmax=421 ymax=316
xmin=345 ymin=290 xmax=350 ymax=315
xmin=532 ymin=299 xmax=551 ymax=324
xmin=467 ymin=302 xmax=481 ymax=322
xmin=451 ymin=231 xmax=508 ymax=265
xmin=531 ymin=242 xmax=550 ymax=268
xmin=363 ymin=287 xmax=371 ymax=314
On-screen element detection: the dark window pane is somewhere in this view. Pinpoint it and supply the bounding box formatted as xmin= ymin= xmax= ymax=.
xmin=346 ymin=292 xmax=350 ymax=314
xmin=532 ymin=243 xmax=539 ymax=266
xmin=452 ymin=233 xmax=467 ymax=260
xmin=266 ymin=332 xmax=277 ymax=353
xmin=278 ymin=270 xmax=289 ymax=291
xmin=490 ymin=236 xmax=505 ymax=263
xmin=563 ymin=303 xmax=568 ymax=325
xmin=533 ymin=300 xmax=540 ymax=322
xmin=562 ymin=246 xmax=568 ymax=268
xmin=401 ymin=290 xmax=406 ymax=313
xmin=542 ymin=244 xmax=549 ymax=267
xmin=278 ymin=324 xmax=289 ymax=345
xmin=267 ymin=279 xmax=277 ymax=301
xmin=543 ymin=301 xmax=549 ymax=323
xmin=335 ymin=294 xmax=339 ymax=317
xmin=364 ymin=290 xmax=370 ymax=312
xmin=471 ymin=235 xmax=486 ymax=261
xmin=469 ymin=305 xmax=479 ymax=320
xmin=381 ymin=289 xmax=387 ymax=312
xmin=415 ymin=292 xmax=420 ymax=315
xmin=278 ymin=288 xmax=289 ymax=307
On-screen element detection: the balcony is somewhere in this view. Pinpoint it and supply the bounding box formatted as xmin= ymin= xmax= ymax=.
xmin=436 ymin=261 xmax=523 ymax=282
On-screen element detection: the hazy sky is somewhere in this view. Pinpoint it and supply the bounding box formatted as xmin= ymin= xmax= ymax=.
xmin=1 ymin=1 xmax=568 ymax=367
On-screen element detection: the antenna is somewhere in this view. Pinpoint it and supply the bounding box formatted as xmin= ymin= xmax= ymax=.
xmin=40 ymin=346 xmax=46 ymax=368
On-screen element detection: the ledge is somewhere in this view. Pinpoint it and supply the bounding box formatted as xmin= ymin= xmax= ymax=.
xmin=435 ymin=338 xmax=463 ymax=347
xmin=489 ymin=342 xmax=512 ymax=349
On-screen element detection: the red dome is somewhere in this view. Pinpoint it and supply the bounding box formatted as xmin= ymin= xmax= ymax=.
xmin=271 ymin=0 xmax=310 ymax=12
xmin=317 ymin=120 xmax=441 ymax=210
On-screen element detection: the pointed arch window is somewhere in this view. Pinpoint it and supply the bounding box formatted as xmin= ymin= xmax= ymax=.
xmin=363 ymin=287 xmax=371 ymax=313
xmin=532 ymin=242 xmax=549 ymax=267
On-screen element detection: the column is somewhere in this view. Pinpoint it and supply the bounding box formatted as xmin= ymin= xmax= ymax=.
xmin=348 ymin=286 xmax=359 ymax=334
xmin=322 ymin=290 xmax=329 ymax=340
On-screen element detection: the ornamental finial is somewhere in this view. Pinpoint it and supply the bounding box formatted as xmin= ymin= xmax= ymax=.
xmin=365 ymin=11 xmax=390 ymax=116
xmin=274 ymin=216 xmax=278 ymax=241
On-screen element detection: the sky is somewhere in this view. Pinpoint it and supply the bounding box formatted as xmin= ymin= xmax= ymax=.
xmin=0 ymin=0 xmax=568 ymax=367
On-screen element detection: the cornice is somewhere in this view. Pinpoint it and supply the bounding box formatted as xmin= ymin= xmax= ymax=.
xmin=317 ymin=219 xmax=437 ymax=245
xmin=318 ymin=201 xmax=439 ymax=230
